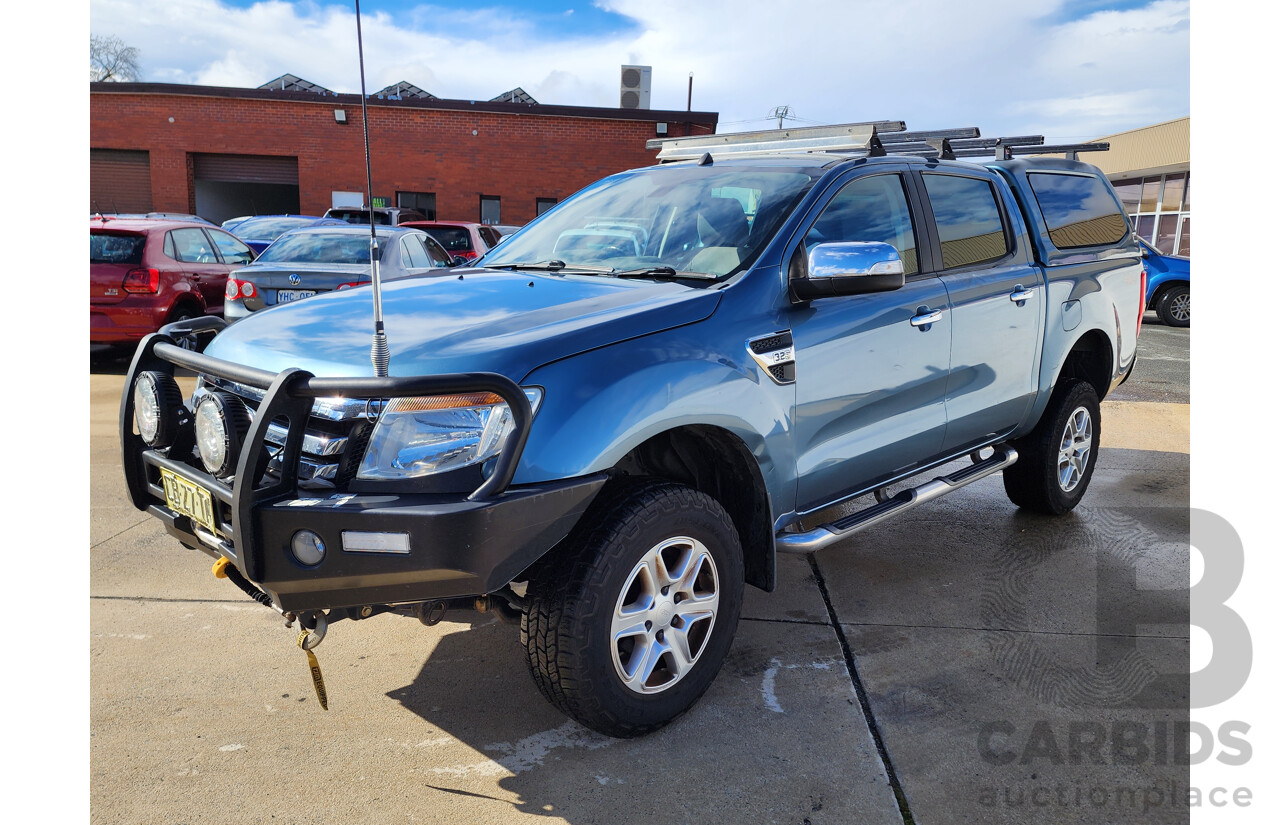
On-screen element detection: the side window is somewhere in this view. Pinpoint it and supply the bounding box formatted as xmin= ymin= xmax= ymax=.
xmin=421 ymin=235 xmax=452 ymax=266
xmin=921 ymin=173 xmax=1009 ymax=269
xmin=1027 ymin=172 xmax=1129 ymax=250
xmin=163 ymin=232 xmax=176 ymax=259
xmin=170 ymin=228 xmax=217 ymax=264
xmin=478 ymin=227 xmax=499 ymax=248
xmin=804 ymin=174 xmax=918 ymax=275
xmin=400 ymin=236 xmax=427 ymax=268
xmin=207 ymin=229 xmax=253 ymax=265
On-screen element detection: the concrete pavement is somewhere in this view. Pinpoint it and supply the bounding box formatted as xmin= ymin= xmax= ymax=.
xmin=91 ymin=329 xmax=1190 ymax=824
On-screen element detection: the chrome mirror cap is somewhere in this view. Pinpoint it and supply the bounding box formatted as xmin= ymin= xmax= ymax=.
xmin=793 ymin=241 xmax=906 ymax=301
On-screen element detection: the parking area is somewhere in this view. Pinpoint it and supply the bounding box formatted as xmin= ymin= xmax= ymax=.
xmin=90 ymin=326 xmax=1189 ymax=825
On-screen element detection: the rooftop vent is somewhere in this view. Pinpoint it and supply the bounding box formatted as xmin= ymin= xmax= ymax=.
xmin=258 ymin=74 xmax=334 ymax=95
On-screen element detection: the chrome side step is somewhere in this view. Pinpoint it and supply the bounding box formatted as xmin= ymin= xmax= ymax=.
xmin=775 ymin=444 xmax=1018 ymax=554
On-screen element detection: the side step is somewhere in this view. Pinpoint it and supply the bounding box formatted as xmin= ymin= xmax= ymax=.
xmin=775 ymin=444 xmax=1018 ymax=554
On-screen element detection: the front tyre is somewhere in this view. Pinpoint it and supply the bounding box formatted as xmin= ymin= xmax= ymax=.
xmin=522 ymin=480 xmax=743 ymax=738
xmin=1003 ymin=379 xmax=1101 ymax=515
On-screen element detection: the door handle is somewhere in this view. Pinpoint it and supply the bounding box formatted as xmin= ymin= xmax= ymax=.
xmin=1009 ymin=285 xmax=1035 ymax=304
xmin=910 ymin=308 xmax=944 ymax=328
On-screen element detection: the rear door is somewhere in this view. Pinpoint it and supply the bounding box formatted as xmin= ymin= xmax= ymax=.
xmin=167 ymin=227 xmax=224 ymax=312
xmin=916 ymin=169 xmax=1044 ymax=453
xmin=788 ymin=167 xmax=953 ymax=511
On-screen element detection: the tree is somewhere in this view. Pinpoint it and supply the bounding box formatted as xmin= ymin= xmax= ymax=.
xmin=90 ymin=35 xmax=141 ymax=83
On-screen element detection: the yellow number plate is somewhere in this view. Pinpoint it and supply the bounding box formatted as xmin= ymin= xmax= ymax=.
xmin=160 ymin=468 xmax=218 ymax=535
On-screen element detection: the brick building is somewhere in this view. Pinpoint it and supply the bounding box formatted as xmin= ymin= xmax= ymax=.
xmin=90 ymin=79 xmax=719 ymax=226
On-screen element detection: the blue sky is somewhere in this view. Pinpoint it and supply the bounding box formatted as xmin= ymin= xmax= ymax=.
xmin=88 ymin=0 xmax=1190 ymax=141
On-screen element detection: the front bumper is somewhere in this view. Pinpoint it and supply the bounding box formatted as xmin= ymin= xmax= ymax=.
xmin=121 ymin=331 xmax=605 ymax=612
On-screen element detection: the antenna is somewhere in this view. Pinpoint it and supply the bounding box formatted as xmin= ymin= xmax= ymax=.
xmin=353 ymin=0 xmax=389 ymax=377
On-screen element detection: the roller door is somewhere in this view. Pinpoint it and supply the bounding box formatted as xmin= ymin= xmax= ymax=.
xmin=90 ymin=149 xmax=153 ymax=213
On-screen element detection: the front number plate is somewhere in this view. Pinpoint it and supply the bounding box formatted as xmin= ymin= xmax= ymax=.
xmin=277 ymin=289 xmax=318 ymax=303
xmin=160 ymin=468 xmax=218 ymax=535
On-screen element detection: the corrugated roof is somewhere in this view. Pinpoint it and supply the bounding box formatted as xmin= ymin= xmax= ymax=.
xmin=1087 ymin=117 xmax=1189 ymax=176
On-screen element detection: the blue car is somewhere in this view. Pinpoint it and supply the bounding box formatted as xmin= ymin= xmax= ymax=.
xmin=1139 ymin=238 xmax=1190 ymax=327
xmin=229 ymin=215 xmax=347 ymax=255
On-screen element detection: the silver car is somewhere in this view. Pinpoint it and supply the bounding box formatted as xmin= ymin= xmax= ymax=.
xmin=223 ymin=225 xmax=457 ymax=319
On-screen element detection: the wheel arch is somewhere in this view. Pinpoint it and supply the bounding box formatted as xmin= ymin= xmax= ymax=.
xmin=1055 ymin=328 xmax=1114 ymax=402
xmin=1149 ymin=279 xmax=1189 ymax=309
xmin=611 ymin=424 xmax=775 ymax=593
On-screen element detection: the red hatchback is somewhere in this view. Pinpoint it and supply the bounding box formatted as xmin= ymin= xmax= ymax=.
xmin=90 ymin=218 xmax=255 ymax=347
xmin=399 ymin=221 xmax=502 ymax=262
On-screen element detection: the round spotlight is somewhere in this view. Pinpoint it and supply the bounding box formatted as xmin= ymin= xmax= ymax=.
xmin=133 ymin=371 xmax=183 ymax=448
xmin=291 ymin=530 xmax=327 ymax=566
xmin=194 ymin=392 xmax=250 ymax=477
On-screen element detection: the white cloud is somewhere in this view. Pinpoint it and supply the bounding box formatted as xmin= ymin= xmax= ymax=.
xmin=89 ymin=0 xmax=1188 ymax=139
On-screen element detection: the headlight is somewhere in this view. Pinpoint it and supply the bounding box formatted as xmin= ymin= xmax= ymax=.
xmin=195 ymin=392 xmax=251 ymax=477
xmin=133 ymin=371 xmax=183 ymax=448
xmin=357 ymin=388 xmax=542 ymax=481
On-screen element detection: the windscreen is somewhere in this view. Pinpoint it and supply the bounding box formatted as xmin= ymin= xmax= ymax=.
xmin=90 ymin=232 xmax=146 ymax=265
xmin=481 ymin=165 xmax=817 ymax=278
xmin=237 ymin=217 xmax=311 ymax=241
xmin=255 ymin=232 xmax=387 ymax=264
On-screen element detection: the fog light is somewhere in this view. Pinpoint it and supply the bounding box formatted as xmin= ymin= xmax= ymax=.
xmin=291 ymin=530 xmax=327 ymax=566
xmin=133 ymin=371 xmax=183 ymax=448
xmin=195 ymin=392 xmax=250 ymax=477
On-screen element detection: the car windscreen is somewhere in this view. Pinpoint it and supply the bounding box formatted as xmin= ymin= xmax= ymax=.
xmin=481 ymin=166 xmax=817 ymax=278
xmin=237 ymin=217 xmax=312 ymax=241
xmin=90 ymin=232 xmax=146 ymax=265
xmin=328 ymin=209 xmax=391 ymax=226
xmin=423 ymin=227 xmax=473 ymax=251
xmin=254 ymin=233 xmax=387 ymax=264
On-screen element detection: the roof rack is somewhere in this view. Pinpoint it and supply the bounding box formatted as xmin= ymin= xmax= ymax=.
xmin=646 ymin=121 xmax=1110 ymax=163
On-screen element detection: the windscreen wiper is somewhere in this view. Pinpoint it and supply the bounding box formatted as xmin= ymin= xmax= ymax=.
xmin=611 ymin=266 xmax=716 ymax=280
xmin=490 ymin=260 xmax=614 ymax=273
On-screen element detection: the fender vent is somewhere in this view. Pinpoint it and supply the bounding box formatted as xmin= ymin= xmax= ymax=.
xmin=747 ymin=331 xmax=796 ymax=385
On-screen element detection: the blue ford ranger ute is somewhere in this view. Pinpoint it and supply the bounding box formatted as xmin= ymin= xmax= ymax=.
xmin=121 ymin=131 xmax=1143 ymax=737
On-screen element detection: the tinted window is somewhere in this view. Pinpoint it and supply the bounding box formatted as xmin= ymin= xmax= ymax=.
xmin=1027 ymin=172 xmax=1128 ymax=249
xmin=90 ymin=232 xmax=145 ymax=264
xmin=169 ymin=228 xmax=218 ymax=263
xmin=922 ymin=173 xmax=1008 ymax=269
xmin=425 ymin=227 xmax=473 ymax=252
xmin=804 ymin=174 xmax=918 ymax=275
xmin=208 ymin=229 xmax=253 ymax=265
xmin=401 ymin=236 xmax=427 ymax=268
xmin=257 ymin=233 xmax=386 ymax=264
xmin=422 ymin=235 xmax=452 ymax=266
xmin=328 ymin=209 xmax=391 ymax=226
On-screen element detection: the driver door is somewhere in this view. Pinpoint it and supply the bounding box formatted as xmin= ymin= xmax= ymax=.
xmin=788 ymin=170 xmax=953 ymax=512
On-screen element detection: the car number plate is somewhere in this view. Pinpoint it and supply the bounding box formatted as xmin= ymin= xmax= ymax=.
xmin=277 ymin=289 xmax=318 ymax=303
xmin=160 ymin=468 xmax=218 ymax=535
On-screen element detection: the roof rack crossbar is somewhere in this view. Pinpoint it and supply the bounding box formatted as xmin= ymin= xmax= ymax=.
xmin=647 ymin=121 xmax=903 ymax=161
xmin=880 ymin=127 xmax=980 ymax=143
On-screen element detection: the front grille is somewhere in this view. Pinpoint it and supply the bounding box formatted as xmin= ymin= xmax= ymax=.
xmin=196 ymin=378 xmax=374 ymax=490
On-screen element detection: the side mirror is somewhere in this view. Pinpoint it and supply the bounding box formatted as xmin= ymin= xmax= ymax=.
xmin=790 ymin=241 xmax=906 ymax=301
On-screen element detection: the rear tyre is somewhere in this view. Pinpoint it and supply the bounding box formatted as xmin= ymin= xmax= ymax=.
xmin=522 ymin=479 xmax=743 ymax=738
xmin=1003 ymin=379 xmax=1101 ymax=515
xmin=1156 ymin=285 xmax=1190 ymax=327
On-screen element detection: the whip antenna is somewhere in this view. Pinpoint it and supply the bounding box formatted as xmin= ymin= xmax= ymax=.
xmin=354 ymin=0 xmax=389 ymax=376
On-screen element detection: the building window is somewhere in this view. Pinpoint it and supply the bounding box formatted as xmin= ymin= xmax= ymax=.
xmin=397 ymin=191 xmax=436 ymax=220
xmin=536 ymin=197 xmax=558 ymax=216
xmin=1113 ymin=172 xmax=1190 ymax=256
xmin=480 ymin=195 xmax=501 ymax=225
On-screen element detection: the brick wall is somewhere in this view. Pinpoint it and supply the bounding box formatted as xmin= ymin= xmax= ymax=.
xmin=90 ymin=90 xmax=717 ymax=224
